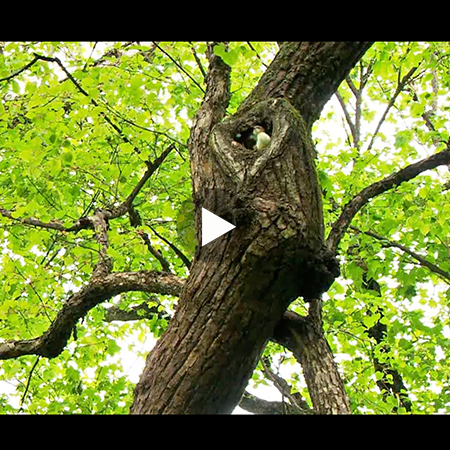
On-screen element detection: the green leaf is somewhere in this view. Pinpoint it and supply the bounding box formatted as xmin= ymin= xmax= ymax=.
xmin=62 ymin=151 xmax=74 ymax=164
xmin=213 ymin=43 xmax=239 ymax=66
xmin=363 ymin=313 xmax=381 ymax=329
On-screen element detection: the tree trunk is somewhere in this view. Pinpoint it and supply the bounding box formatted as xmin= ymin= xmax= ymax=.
xmin=130 ymin=42 xmax=373 ymax=414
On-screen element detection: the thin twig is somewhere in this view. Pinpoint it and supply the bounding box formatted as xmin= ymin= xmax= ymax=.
xmin=365 ymin=66 xmax=418 ymax=154
xmin=15 ymin=268 xmax=53 ymax=322
xmin=0 ymin=55 xmax=40 ymax=83
xmin=102 ymin=104 xmax=188 ymax=149
xmin=336 ymin=90 xmax=358 ymax=148
xmin=152 ymin=42 xmax=205 ymax=94
xmin=355 ymin=64 xmax=364 ymax=146
xmin=189 ymin=42 xmax=207 ymax=81
xmin=138 ymin=230 xmax=172 ymax=273
xmin=260 ymin=357 xmax=310 ymax=413
xmin=345 ymin=75 xmax=358 ymax=97
xmin=82 ymin=42 xmax=98 ymax=71
xmin=246 ymin=42 xmax=268 ymax=68
xmin=148 ymin=224 xmax=191 ymax=269
xmin=18 ymin=356 xmax=41 ymax=412
xmin=351 ymin=226 xmax=450 ymax=283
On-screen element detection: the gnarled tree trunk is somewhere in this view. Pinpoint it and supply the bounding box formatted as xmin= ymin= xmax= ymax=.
xmin=130 ymin=42 xmax=373 ymax=414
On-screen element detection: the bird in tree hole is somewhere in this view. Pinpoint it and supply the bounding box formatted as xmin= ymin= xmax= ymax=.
xmin=253 ymin=125 xmax=271 ymax=150
xmin=233 ymin=125 xmax=271 ymax=150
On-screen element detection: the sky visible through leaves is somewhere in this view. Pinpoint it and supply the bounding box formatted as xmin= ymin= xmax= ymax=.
xmin=0 ymin=42 xmax=450 ymax=414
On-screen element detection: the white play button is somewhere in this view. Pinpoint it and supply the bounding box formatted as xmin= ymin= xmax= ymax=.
xmin=202 ymin=207 xmax=236 ymax=246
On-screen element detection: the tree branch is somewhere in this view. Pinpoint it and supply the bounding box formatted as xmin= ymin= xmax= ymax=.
xmin=336 ymin=90 xmax=359 ymax=148
xmin=0 ymin=55 xmax=40 ymax=83
xmin=246 ymin=42 xmax=268 ymax=68
xmin=0 ymin=208 xmax=67 ymax=231
xmin=326 ymin=145 xmax=450 ymax=253
xmin=239 ymin=390 xmax=310 ymax=415
xmin=107 ymin=143 xmax=176 ymax=220
xmin=90 ymin=42 xmax=153 ymax=68
xmin=351 ymin=226 xmax=450 ymax=283
xmin=238 ymin=42 xmax=373 ymax=124
xmin=104 ymin=300 xmax=170 ymax=323
xmin=260 ymin=356 xmax=311 ymax=414
xmin=18 ymin=356 xmax=41 ymax=412
xmin=0 ymin=271 xmax=184 ymax=360
xmin=138 ymin=230 xmax=172 ymax=273
xmin=336 ymin=60 xmax=373 ymax=152
xmin=152 ymin=42 xmax=205 ymax=94
xmin=272 ymin=309 xmax=351 ymax=414
xmin=90 ymin=209 xmax=112 ymax=279
xmin=148 ymin=224 xmax=192 ymax=269
xmin=189 ymin=42 xmax=207 ymax=81
xmin=1 ymin=145 xmax=174 ymax=235
xmin=365 ymin=66 xmax=418 ymax=154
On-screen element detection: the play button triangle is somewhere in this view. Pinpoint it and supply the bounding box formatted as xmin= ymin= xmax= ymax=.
xmin=202 ymin=208 xmax=236 ymax=246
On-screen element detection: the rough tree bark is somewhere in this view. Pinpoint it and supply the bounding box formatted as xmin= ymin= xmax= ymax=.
xmin=130 ymin=42 xmax=373 ymax=414
xmin=273 ymin=303 xmax=351 ymax=414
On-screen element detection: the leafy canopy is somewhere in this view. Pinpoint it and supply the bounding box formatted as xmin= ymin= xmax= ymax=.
xmin=0 ymin=42 xmax=450 ymax=414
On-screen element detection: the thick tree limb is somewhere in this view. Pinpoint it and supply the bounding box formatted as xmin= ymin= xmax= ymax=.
xmin=326 ymin=146 xmax=450 ymax=254
xmin=239 ymin=391 xmax=311 ymax=415
xmin=273 ymin=307 xmax=351 ymax=414
xmin=104 ymin=300 xmax=170 ymax=323
xmin=188 ymin=41 xmax=231 ymax=200
xmin=0 ymin=271 xmax=183 ymax=360
xmin=238 ymin=42 xmax=373 ymax=124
